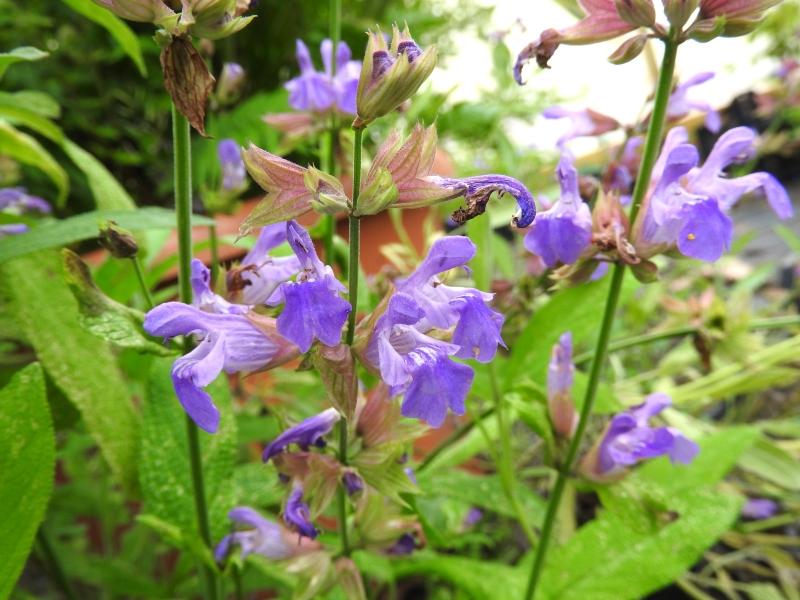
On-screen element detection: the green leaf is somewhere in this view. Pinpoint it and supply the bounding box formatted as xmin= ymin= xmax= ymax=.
xmin=0 ymin=207 xmax=213 ymax=263
xmin=0 ymin=46 xmax=48 ymax=80
xmin=0 ymin=121 xmax=68 ymax=205
xmin=0 ymin=91 xmax=60 ymax=118
xmin=391 ymin=552 xmax=525 ymax=599
xmin=0 ymin=252 xmax=139 ymax=489
xmin=136 ymin=514 xmax=216 ymax=570
xmin=738 ymin=437 xmax=800 ymax=491
xmin=0 ymin=99 xmax=63 ymax=142
xmin=61 ymin=0 xmax=147 ymax=76
xmin=139 ymin=357 xmax=237 ymax=542
xmin=61 ymin=249 xmax=171 ymax=355
xmin=0 ymin=363 xmax=55 ymax=599
xmin=504 ymin=274 xmax=636 ymax=388
xmin=62 ymin=139 xmax=136 ymax=210
xmin=539 ymin=489 xmax=742 ymax=600
xmin=416 ymin=469 xmax=545 ymax=523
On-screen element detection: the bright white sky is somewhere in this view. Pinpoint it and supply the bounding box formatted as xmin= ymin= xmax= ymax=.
xmin=434 ymin=0 xmax=776 ymax=150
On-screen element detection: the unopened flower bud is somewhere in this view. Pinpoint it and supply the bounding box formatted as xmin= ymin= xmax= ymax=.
xmin=216 ymin=62 xmax=245 ymax=105
xmin=354 ymin=25 xmax=437 ymax=128
xmin=547 ymin=332 xmax=578 ymax=438
xmin=342 ymin=471 xmax=364 ymax=496
xmin=663 ymin=0 xmax=700 ymax=28
xmin=353 ymin=167 xmax=397 ymax=216
xmin=614 ymin=0 xmax=656 ymax=28
xmin=608 ymin=33 xmax=649 ymax=65
xmin=304 ymin=167 xmax=350 ymax=214
xmin=92 ymin=0 xmax=174 ymax=23
xmin=98 ymin=220 xmax=139 ymax=258
xmin=178 ymin=0 xmax=255 ymax=40
xmin=696 ymin=0 xmax=781 ymax=37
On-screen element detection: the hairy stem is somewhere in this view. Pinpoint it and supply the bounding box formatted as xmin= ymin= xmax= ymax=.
xmin=523 ymin=33 xmax=679 ymax=600
xmin=172 ymin=104 xmax=217 ymax=600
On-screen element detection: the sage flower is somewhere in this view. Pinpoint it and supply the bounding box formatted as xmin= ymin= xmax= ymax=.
xmin=597 ymin=393 xmax=699 ymax=474
xmin=215 ymin=507 xmax=292 ymax=561
xmin=0 ymin=187 xmax=51 ymax=213
xmin=524 ymin=155 xmax=592 ymax=267
xmin=741 ymin=498 xmax=779 ymax=520
xmin=547 ymin=332 xmax=578 ymax=438
xmin=284 ymin=483 xmax=318 ymax=539
xmin=218 ymin=139 xmax=247 ymax=191
xmin=262 ymin=408 xmax=341 ymax=462
xmin=667 ymin=72 xmax=721 ymax=132
xmin=286 ymin=39 xmax=361 ymax=115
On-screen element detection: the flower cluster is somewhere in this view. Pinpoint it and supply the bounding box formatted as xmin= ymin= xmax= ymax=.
xmin=362 ymin=236 xmax=505 ymax=427
xmin=286 ymin=39 xmax=361 ymax=115
xmin=514 ymin=0 xmax=783 ymax=75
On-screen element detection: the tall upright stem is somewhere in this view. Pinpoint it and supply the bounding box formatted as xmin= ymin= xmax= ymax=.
xmin=522 ymin=34 xmax=679 ymax=600
xmin=172 ymin=104 xmax=218 ymax=600
xmin=36 ymin=528 xmax=79 ymax=600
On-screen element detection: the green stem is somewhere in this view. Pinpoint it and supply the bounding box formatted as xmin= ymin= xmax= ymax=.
xmin=489 ymin=362 xmax=537 ymax=545
xmin=523 ymin=263 xmax=626 ymax=599
xmin=523 ymin=34 xmax=679 ymax=600
xmin=172 ymin=103 xmax=218 ymax=600
xmin=209 ymin=224 xmax=220 ymax=286
xmin=36 ymin=528 xmax=79 ymax=600
xmin=131 ymin=256 xmax=154 ymax=309
xmin=345 ymin=127 xmax=364 ymax=345
xmin=337 ymin=422 xmax=351 ymax=556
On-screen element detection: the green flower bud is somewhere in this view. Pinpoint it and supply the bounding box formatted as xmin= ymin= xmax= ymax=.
xmin=98 ymin=220 xmax=139 ymax=258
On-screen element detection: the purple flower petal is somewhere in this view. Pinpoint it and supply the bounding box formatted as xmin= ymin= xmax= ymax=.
xmin=451 ymin=293 xmax=505 ymax=362
xmin=262 ymin=408 xmax=341 ymax=462
xmin=277 ymin=279 xmax=350 ymax=352
xmin=284 ymin=483 xmax=318 ymax=539
xmin=742 ymin=498 xmax=779 ymax=520
xmin=215 ymin=506 xmax=291 ymax=561
xmin=400 ymin=354 xmax=473 ymax=428
xmin=676 ymin=198 xmax=733 ymax=262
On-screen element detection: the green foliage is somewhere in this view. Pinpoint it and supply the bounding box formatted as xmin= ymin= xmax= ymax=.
xmin=139 ymin=357 xmax=238 ymax=542
xmin=0 ymin=363 xmax=55 ymax=600
xmin=0 ymin=207 xmax=213 ymax=263
xmin=61 ymin=139 xmax=137 ymax=210
xmin=62 ymin=0 xmax=147 ymax=76
xmin=0 ymin=251 xmax=139 ymax=489
xmin=0 ymin=46 xmax=48 ymax=80
xmin=539 ymin=489 xmax=741 ymax=600
xmin=0 ymin=120 xmax=68 ymax=204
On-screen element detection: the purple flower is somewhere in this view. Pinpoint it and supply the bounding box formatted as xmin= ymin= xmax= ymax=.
xmin=635 ymin=126 xmax=792 ymax=262
xmin=547 ymin=332 xmax=577 ymax=437
xmin=284 ymin=483 xmax=318 ymax=539
xmin=431 ymin=175 xmax=536 ymax=228
xmin=276 ymin=221 xmax=350 ymax=352
xmin=0 ymin=223 xmax=29 ymax=237
xmin=597 ymin=393 xmax=699 ymax=474
xmin=0 ymin=187 xmax=51 ymax=214
xmin=262 ymin=408 xmax=341 ymax=462
xmin=542 ymin=106 xmax=620 ymax=147
xmin=216 ymin=62 xmax=245 ymax=105
xmin=191 ymin=259 xmax=249 ymax=315
xmin=395 ymin=236 xmax=505 ymax=362
xmin=524 ymin=155 xmax=592 ymax=267
xmin=386 ymin=533 xmax=417 ymax=555
xmin=218 ymin=139 xmax=247 ymax=190
xmin=229 ymin=224 xmax=302 ymax=306
xmin=667 ymin=72 xmax=721 ymax=133
xmin=286 ymin=39 xmax=360 ymax=115
xmin=342 ymin=471 xmax=364 ymax=495
xmin=144 ymin=303 xmax=297 ymax=433
xmin=463 ymin=507 xmax=483 ymax=528
xmin=741 ymin=498 xmax=779 ymax=520
xmin=214 ymin=506 xmax=292 ymax=562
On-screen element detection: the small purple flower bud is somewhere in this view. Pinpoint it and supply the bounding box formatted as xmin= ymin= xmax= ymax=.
xmin=463 ymin=507 xmax=483 ymax=528
xmin=342 ymin=471 xmax=364 ymax=496
xmin=741 ymin=498 xmax=779 ymax=520
xmin=284 ymin=483 xmax=318 ymax=539
xmin=386 ymin=533 xmax=416 ymax=555
xmin=403 ymin=466 xmax=418 ymax=485
xmin=262 ymin=408 xmax=341 ymax=462
xmin=216 ymin=62 xmax=246 ymax=105
xmin=218 ymin=139 xmax=247 ymax=191
xmin=547 ymin=332 xmax=578 ymax=438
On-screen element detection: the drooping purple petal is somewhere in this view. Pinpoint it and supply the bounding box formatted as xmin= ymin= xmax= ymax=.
xmin=400 ymin=353 xmax=474 ymax=428
xmin=342 ymin=471 xmax=364 ymax=495
xmin=676 ymin=198 xmax=733 ymax=262
xmin=218 ymin=139 xmax=246 ymax=190
xmin=451 ymin=293 xmax=506 ymax=362
xmin=191 ymin=259 xmax=250 ymax=314
xmin=262 ymin=408 xmax=341 ymax=462
xmin=284 ymin=483 xmax=318 ymax=539
xmin=215 ymin=506 xmax=292 ymax=561
xmin=277 ymin=279 xmax=350 ymax=352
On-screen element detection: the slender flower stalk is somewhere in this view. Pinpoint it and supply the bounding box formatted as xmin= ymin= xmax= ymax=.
xmin=523 ymin=32 xmax=680 ymax=600
xmin=132 ymin=255 xmax=155 ymax=309
xmin=172 ymin=104 xmax=218 ymax=600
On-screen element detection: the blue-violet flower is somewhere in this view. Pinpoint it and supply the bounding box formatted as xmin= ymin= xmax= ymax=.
xmin=215 ymin=506 xmax=292 ymax=562
xmin=262 ymin=407 xmax=341 ymax=462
